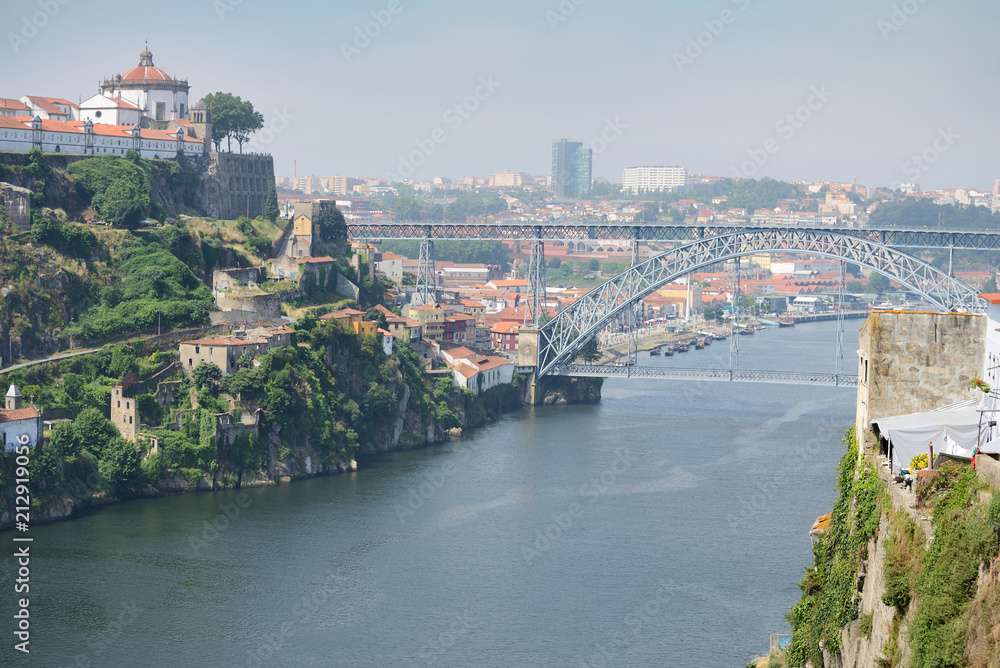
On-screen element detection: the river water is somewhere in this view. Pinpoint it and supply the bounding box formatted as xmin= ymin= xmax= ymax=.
xmin=3 ymin=319 xmax=862 ymax=667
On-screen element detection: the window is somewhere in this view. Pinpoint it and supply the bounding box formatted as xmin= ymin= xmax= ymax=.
xmin=195 ymin=346 xmax=200 ymax=354
xmin=209 ymin=347 xmax=214 ymax=355
xmin=117 ymin=400 xmax=120 ymax=408
xmin=188 ymin=358 xmax=193 ymax=367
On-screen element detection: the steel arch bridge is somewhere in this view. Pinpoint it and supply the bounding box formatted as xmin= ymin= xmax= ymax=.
xmin=535 ymin=228 xmax=987 ymax=377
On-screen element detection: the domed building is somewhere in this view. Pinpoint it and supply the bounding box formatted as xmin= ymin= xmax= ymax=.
xmin=94 ymin=46 xmax=191 ymax=126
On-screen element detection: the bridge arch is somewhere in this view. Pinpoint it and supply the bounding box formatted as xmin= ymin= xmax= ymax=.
xmin=536 ymin=228 xmax=986 ymax=375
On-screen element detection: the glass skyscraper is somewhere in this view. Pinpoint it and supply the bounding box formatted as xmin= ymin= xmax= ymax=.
xmin=551 ymin=139 xmax=592 ymax=198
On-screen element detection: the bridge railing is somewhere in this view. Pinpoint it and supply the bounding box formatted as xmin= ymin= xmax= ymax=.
xmin=550 ymin=364 xmax=859 ymax=387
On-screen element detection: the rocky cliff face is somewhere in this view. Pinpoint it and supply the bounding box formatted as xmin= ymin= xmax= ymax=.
xmin=533 ymin=376 xmax=603 ymax=405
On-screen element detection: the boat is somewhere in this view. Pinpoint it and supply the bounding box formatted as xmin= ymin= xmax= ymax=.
xmin=778 ymin=316 xmax=795 ymax=327
xmin=713 ymin=333 xmax=727 ymax=341
xmin=649 ymin=346 xmax=662 ymax=356
xmin=663 ymin=347 xmax=675 ymax=356
xmin=738 ymin=326 xmax=755 ymax=335
xmin=676 ymin=343 xmax=689 ymax=352
xmin=694 ymin=340 xmax=705 ymax=349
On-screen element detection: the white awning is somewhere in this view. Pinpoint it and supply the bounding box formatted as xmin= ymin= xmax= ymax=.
xmin=874 ymin=400 xmax=985 ymax=472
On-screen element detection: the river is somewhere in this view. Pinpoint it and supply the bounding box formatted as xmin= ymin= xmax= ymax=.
xmin=2 ymin=319 xmax=862 ymax=667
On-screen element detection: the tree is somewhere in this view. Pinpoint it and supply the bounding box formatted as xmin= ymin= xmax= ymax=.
xmin=703 ymin=305 xmax=724 ymax=323
xmin=232 ymin=99 xmax=264 ymax=153
xmin=845 ymin=280 xmax=865 ymax=293
xmin=264 ymin=185 xmax=279 ymax=222
xmin=72 ymin=408 xmax=118 ymax=458
xmin=365 ymin=307 xmax=388 ymax=329
xmin=588 ymin=259 xmax=600 ymax=271
xmin=203 ymin=92 xmax=264 ymax=153
xmin=99 ymin=436 xmax=148 ymax=496
xmin=575 ymin=336 xmax=601 ymax=364
xmin=547 ymin=257 xmax=562 ymax=269
xmin=867 ymin=273 xmax=891 ymax=293
xmin=202 ymin=92 xmax=240 ymax=151
xmin=192 ymin=362 xmax=223 ymax=389
xmin=984 ymin=274 xmax=998 ymax=293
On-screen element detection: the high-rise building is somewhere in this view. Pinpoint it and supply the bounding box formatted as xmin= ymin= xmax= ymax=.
xmin=622 ymin=166 xmax=688 ymax=194
xmin=551 ymin=139 xmax=592 ymax=198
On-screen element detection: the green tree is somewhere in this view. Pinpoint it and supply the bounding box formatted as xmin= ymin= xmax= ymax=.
xmin=845 ymin=280 xmax=865 ymax=293
xmin=72 ymin=408 xmax=118 ymax=458
xmin=264 ymin=185 xmax=279 ymax=222
xmin=192 ymin=362 xmax=223 ymax=389
xmin=99 ymin=436 xmax=148 ymax=496
xmin=574 ymin=336 xmax=601 ymax=364
xmin=232 ymin=98 xmax=264 ymax=153
xmin=867 ymin=273 xmax=891 ymax=293
xmin=202 ymin=91 xmax=240 ymax=151
xmin=984 ymin=274 xmax=998 ymax=293
xmin=365 ymin=307 xmax=388 ymax=329
xmin=203 ymin=92 xmax=264 ymax=153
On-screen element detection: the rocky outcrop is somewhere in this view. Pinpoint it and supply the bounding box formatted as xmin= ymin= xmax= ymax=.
xmin=534 ymin=376 xmax=603 ymax=405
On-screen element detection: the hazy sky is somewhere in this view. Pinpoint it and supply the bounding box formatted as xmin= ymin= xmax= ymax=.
xmin=2 ymin=0 xmax=997 ymax=190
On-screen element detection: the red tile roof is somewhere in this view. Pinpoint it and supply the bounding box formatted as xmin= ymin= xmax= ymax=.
xmin=184 ymin=336 xmax=266 ymax=346
xmin=24 ymin=95 xmax=75 ymax=116
xmin=0 ymin=407 xmax=40 ymax=422
xmin=121 ymin=66 xmax=173 ymax=83
xmin=0 ymin=98 xmax=28 ymax=111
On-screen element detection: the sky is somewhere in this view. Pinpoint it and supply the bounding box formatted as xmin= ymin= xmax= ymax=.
xmin=1 ymin=0 xmax=997 ymax=190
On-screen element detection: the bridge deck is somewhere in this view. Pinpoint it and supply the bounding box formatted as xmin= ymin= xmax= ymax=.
xmin=549 ymin=364 xmax=858 ymax=387
xmin=348 ymin=222 xmax=1000 ymax=250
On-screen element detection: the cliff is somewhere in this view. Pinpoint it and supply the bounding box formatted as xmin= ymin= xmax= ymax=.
xmin=763 ymin=431 xmax=1000 ymax=668
xmin=0 ymin=327 xmax=526 ymax=528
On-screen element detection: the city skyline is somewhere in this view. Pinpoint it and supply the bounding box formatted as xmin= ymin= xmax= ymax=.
xmin=1 ymin=0 xmax=997 ymax=190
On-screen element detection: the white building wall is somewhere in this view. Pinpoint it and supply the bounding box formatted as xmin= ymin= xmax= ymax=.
xmin=622 ymin=166 xmax=687 ymax=194
xmin=2 ymin=417 xmax=41 ymax=451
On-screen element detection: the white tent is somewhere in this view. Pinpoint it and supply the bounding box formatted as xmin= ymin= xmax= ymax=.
xmin=874 ymin=399 xmax=985 ymax=472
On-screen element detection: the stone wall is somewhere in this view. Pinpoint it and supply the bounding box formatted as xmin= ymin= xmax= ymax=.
xmin=0 ymin=182 xmax=31 ymax=230
xmin=214 ymin=292 xmax=284 ymax=322
xmin=201 ymin=152 xmax=274 ymax=220
xmin=212 ymin=267 xmax=267 ymax=293
xmin=855 ymin=311 xmax=985 ymax=454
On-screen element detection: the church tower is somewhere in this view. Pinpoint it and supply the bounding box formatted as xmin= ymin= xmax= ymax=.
xmin=6 ymin=385 xmax=22 ymax=410
xmin=189 ymin=99 xmax=213 ymax=155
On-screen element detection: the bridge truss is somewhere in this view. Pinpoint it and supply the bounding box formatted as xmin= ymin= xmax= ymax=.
xmin=534 ymin=228 xmax=986 ymax=377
